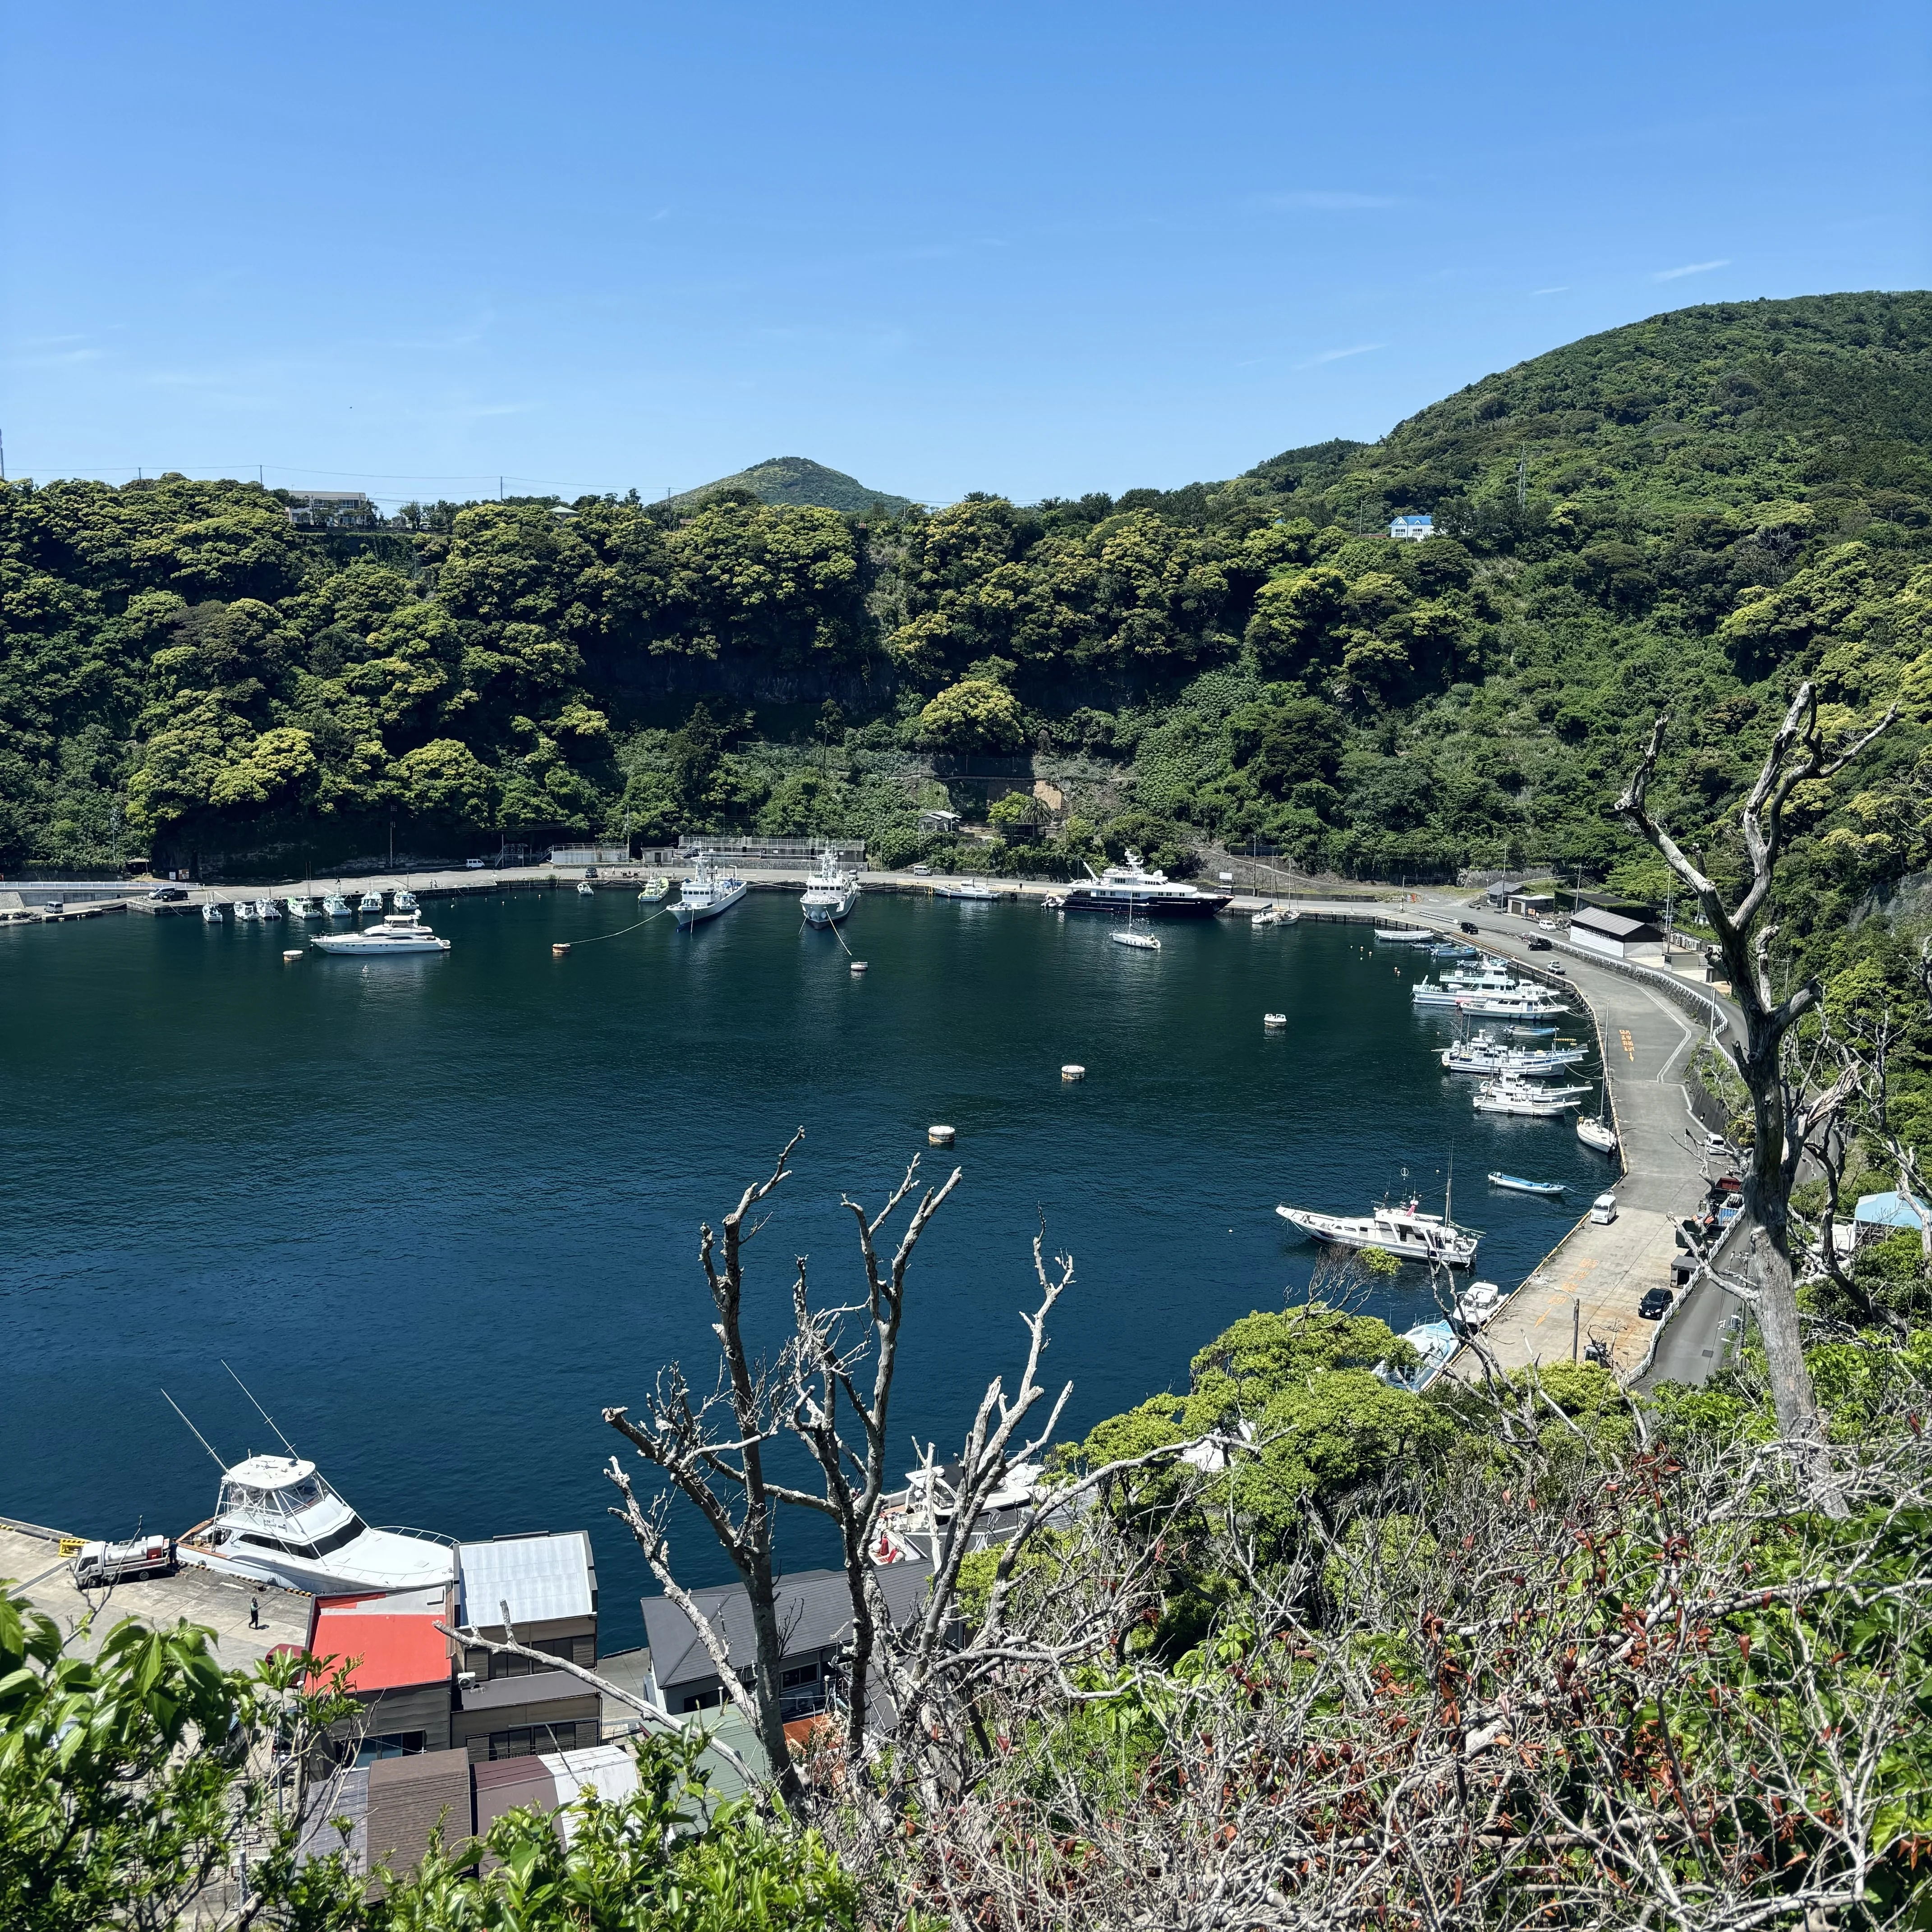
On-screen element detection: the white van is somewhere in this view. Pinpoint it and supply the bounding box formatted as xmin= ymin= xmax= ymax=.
xmin=1590 ymin=1192 xmax=1619 ymax=1225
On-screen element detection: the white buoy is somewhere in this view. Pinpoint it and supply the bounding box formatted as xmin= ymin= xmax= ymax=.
xmin=1061 ymin=1063 xmax=1086 ymax=1081
xmin=928 ymin=1124 xmax=956 ymax=1146
xmin=282 ymin=948 xmax=302 ymax=962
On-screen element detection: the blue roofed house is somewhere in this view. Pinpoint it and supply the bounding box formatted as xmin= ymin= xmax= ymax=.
xmin=1389 ymin=514 xmax=1434 ymax=541
xmin=1851 ymin=1191 xmax=1927 ymax=1248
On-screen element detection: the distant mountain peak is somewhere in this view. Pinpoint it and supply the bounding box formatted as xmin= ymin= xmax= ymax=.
xmin=671 ymin=456 xmax=913 ymax=518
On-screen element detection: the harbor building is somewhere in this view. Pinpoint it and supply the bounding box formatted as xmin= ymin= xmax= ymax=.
xmin=1567 ymin=905 xmax=1664 ymax=960
xmin=307 ymin=1587 xmax=457 ymax=1762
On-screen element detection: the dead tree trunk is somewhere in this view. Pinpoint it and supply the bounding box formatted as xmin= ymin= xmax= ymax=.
xmin=1618 ymin=681 xmax=1890 ymax=1490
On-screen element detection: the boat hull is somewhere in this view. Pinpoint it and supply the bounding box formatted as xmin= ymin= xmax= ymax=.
xmin=311 ymin=934 xmax=450 ymax=955
xmin=1060 ymin=888 xmax=1229 ymax=918
xmin=674 ymin=879 xmax=748 ymax=927
xmin=1275 ymin=1203 xmax=1477 ymax=1267
xmin=802 ymin=891 xmax=856 ymax=925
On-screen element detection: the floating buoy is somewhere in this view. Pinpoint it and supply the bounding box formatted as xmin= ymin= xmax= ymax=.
xmin=282 ymin=948 xmax=302 ymax=962
xmin=928 ymin=1124 xmax=956 ymax=1146
xmin=1061 ymin=1063 xmax=1086 ymax=1081
xmin=850 ymin=960 xmax=868 ymax=974
xmin=552 ymin=942 xmax=570 ymax=956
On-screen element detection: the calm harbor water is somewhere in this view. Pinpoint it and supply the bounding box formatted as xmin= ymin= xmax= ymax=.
xmin=2 ymin=891 xmax=1604 ymax=1632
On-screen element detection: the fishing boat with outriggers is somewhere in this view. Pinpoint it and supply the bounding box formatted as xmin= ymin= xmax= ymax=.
xmin=1276 ymin=1180 xmax=1480 ymax=1267
xmin=1059 ymin=850 xmax=1230 ymax=920
xmin=672 ymin=851 xmax=748 ymax=929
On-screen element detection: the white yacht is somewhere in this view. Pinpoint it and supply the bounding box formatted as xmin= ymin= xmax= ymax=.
xmin=202 ymin=901 xmax=223 ymax=924
xmin=1276 ymin=1191 xmax=1480 ymax=1267
xmin=285 ymin=895 xmax=321 ymax=919
xmin=1472 ymin=1079 xmax=1573 ymax=1118
xmin=177 ymin=1452 xmax=454 ymax=1596
xmin=256 ymin=897 xmax=282 ymax=921
xmin=232 ymin=898 xmax=259 ymax=922
xmin=393 ymin=888 xmax=419 ymax=912
xmin=1062 ymin=851 xmax=1230 ymax=920
xmin=358 ymin=890 xmax=384 ymax=914
xmin=934 ymin=880 xmax=998 ymax=902
xmin=672 ymin=851 xmax=747 ymax=929
xmin=323 ymin=892 xmax=351 ymax=917
xmin=800 ymin=849 xmax=859 ymax=926
xmin=1578 ymin=1085 xmax=1619 ymax=1154
xmin=311 ymin=910 xmax=451 ymax=956
xmin=1110 ymin=928 xmax=1161 ymax=951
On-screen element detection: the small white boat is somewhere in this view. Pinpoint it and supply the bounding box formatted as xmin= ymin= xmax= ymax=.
xmin=201 ymin=901 xmax=223 ymax=924
xmin=1277 ymin=1191 xmax=1480 ymax=1268
xmin=255 ymin=897 xmax=282 ymax=920
xmin=1454 ymin=1280 xmax=1504 ymax=1329
xmin=232 ymin=898 xmax=258 ymax=922
xmin=934 ymin=880 xmax=998 ymax=902
xmin=1578 ymin=1114 xmax=1618 ymax=1154
xmin=323 ymin=893 xmax=351 ymax=917
xmin=1111 ymin=929 xmax=1161 ymax=952
xmin=359 ymin=890 xmax=384 ymax=913
xmin=673 ymin=851 xmax=748 ymax=928
xmin=577 ymin=880 xmax=596 ymax=897
xmin=801 ymin=848 xmax=860 ymax=926
xmin=1251 ymin=904 xmax=1297 ymax=927
xmin=1264 ymin=1011 xmax=1287 ymax=1029
xmin=1473 ymin=1081 xmax=1572 ymax=1118
xmin=637 ymin=877 xmax=671 ymax=902
xmin=311 ymin=911 xmax=451 ymax=956
xmin=1375 ymin=926 xmax=1436 ymax=943
xmin=285 ymin=895 xmax=321 ymax=919
xmin=1487 ymin=1171 xmax=1566 ymax=1196
xmin=393 ymin=889 xmax=419 ymax=911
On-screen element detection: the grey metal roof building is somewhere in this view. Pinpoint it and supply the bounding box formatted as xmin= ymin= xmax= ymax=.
xmin=641 ymin=1563 xmax=934 ymax=1718
xmin=458 ymin=1532 xmax=596 ymax=1629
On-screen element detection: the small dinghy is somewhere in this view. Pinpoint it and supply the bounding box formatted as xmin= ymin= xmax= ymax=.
xmin=1487 ymin=1171 xmax=1566 ymax=1196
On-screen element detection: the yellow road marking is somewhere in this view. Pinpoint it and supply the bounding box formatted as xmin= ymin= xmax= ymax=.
xmin=1619 ymin=1029 xmax=1635 ymax=1060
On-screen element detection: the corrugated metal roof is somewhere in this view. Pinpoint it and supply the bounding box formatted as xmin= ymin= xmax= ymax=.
xmin=459 ymin=1532 xmax=593 ymax=1628
xmin=308 ymin=1603 xmax=451 ymax=1693
xmin=641 ymin=1562 xmax=934 ymax=1692
xmin=1570 ymin=906 xmax=1658 ymax=940
xmin=458 ymin=1668 xmax=592 ymax=1714
xmin=1854 ymin=1191 xmax=1926 ymax=1229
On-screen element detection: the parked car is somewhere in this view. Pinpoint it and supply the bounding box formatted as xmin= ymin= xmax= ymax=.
xmin=1590 ymin=1191 xmax=1619 ymax=1225
xmin=911 ymin=864 xmax=931 ymax=876
xmin=465 ymin=857 xmax=486 ymax=869
xmin=147 ymin=884 xmax=188 ymax=902
xmin=1638 ymin=1286 xmax=1674 ymax=1320
xmin=1546 ymin=962 xmax=1567 ymax=975
xmin=584 ymin=866 xmax=598 ymax=879
xmin=1702 ymin=1130 xmax=1729 ymax=1155
xmin=1527 ymin=936 xmax=1552 ymax=951
xmin=1458 ymin=920 xmax=1479 ymax=934
xmin=1537 ymin=916 xmax=1560 ymax=930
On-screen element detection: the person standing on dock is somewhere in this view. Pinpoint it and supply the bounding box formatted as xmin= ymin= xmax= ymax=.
xmin=248 ymin=1595 xmax=260 ymax=1629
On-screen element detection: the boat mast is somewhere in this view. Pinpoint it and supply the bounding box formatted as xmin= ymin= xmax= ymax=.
xmin=161 ymin=1389 xmax=229 ymax=1472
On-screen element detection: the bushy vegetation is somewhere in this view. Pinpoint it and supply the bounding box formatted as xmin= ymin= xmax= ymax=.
xmin=7 ymin=293 xmax=1930 ymax=887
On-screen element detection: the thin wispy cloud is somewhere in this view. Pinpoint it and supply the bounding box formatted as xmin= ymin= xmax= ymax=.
xmin=1294 ymin=342 xmax=1386 ymax=370
xmin=1259 ymin=190 xmax=1400 ymax=211
xmin=1532 ymin=285 xmax=1569 ymax=296
xmin=1653 ymin=258 xmax=1730 ymax=281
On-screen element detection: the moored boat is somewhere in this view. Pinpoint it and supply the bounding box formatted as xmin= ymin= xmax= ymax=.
xmin=672 ymin=851 xmax=748 ymax=929
xmin=1276 ymin=1191 xmax=1480 ymax=1268
xmin=1061 ymin=850 xmax=1230 ymax=919
xmin=358 ymin=890 xmax=384 ymax=913
xmin=577 ymin=879 xmax=596 ymax=897
xmin=232 ymin=898 xmax=259 ymax=922
xmin=1487 ymin=1171 xmax=1566 ymax=1196
xmin=202 ymin=901 xmax=223 ymax=923
xmin=393 ymin=888 xmax=419 ymax=911
xmin=934 ymin=880 xmax=999 ymax=901
xmin=256 ymin=897 xmax=282 ymax=920
xmin=323 ymin=892 xmax=351 ymax=917
xmin=1110 ymin=928 xmax=1160 ymax=951
xmin=312 ymin=910 xmax=451 ymax=955
xmin=1374 ymin=926 xmax=1437 ymax=943
xmin=1473 ymin=1080 xmax=1573 ymax=1118
xmin=637 ymin=876 xmax=671 ymax=902
xmin=1380 ymin=1320 xmax=1459 ymax=1391
xmin=285 ymin=895 xmax=320 ymax=919
xmin=801 ymin=848 xmax=860 ymax=926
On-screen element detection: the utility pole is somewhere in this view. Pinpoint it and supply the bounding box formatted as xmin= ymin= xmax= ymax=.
xmin=1572 ymin=1298 xmax=1580 ymax=1364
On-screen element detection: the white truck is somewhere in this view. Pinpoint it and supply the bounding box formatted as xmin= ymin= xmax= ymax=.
xmin=71 ymin=1532 xmax=175 ymax=1588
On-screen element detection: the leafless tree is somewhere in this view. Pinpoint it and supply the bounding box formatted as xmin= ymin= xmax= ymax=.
xmin=1618 ymin=681 xmax=1892 ymax=1482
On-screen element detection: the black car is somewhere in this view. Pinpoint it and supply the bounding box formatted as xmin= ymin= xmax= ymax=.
xmin=1458 ymin=920 xmax=1479 ymax=935
xmin=147 ymin=884 xmax=189 ymax=902
xmin=1638 ymin=1286 xmax=1674 ymax=1320
xmin=1527 ymin=935 xmax=1552 ymax=951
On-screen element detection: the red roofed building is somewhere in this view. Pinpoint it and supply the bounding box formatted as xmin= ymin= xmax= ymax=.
xmin=307 ymin=1585 xmax=455 ymax=1762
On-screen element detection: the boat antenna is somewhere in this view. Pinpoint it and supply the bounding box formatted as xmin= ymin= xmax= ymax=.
xmin=221 ymin=1359 xmax=299 ymax=1458
xmin=161 ymin=1389 xmax=229 ymax=1472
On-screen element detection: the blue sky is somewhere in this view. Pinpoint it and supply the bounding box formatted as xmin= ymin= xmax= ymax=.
xmin=3 ymin=1 xmax=1926 ymax=509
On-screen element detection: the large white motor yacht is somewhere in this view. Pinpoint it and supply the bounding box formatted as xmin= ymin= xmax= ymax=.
xmin=800 ymin=849 xmax=859 ymax=926
xmin=177 ymin=1453 xmax=454 ymax=1596
xmin=1062 ymin=850 xmax=1230 ymax=919
xmin=1276 ymin=1192 xmax=1480 ymax=1267
xmin=311 ymin=910 xmax=451 ymax=955
xmin=672 ymin=851 xmax=748 ymax=928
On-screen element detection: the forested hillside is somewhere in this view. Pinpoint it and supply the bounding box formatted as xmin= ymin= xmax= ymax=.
xmin=4 ymin=291 xmax=1929 ymax=910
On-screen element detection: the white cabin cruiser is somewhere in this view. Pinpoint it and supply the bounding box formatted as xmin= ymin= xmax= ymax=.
xmin=393 ymin=888 xmax=419 ymax=911
xmin=178 ymin=1452 xmax=454 ymax=1596
xmin=800 ymin=849 xmax=859 ymax=926
xmin=1276 ymin=1192 xmax=1480 ymax=1267
xmin=233 ymin=898 xmax=259 ymax=922
xmin=359 ymin=890 xmax=384 ymax=913
xmin=311 ymin=910 xmax=451 ymax=955
xmin=1062 ymin=850 xmax=1230 ymax=920
xmin=285 ymin=895 xmax=321 ymax=919
xmin=672 ymin=851 xmax=747 ymax=928
xmin=323 ymin=892 xmax=351 ymax=917
xmin=934 ymin=880 xmax=998 ymax=901
xmin=256 ymin=897 xmax=282 ymax=920
xmin=202 ymin=901 xmax=224 ymax=923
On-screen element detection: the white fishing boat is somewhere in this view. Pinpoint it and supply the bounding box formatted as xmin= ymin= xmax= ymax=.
xmin=1380 ymin=1320 xmax=1459 ymax=1391
xmin=934 ymin=880 xmax=999 ymax=901
xmin=637 ymin=876 xmax=671 ymax=902
xmin=255 ymin=897 xmax=282 ymax=920
xmin=285 ymin=895 xmax=320 ymax=919
xmin=1441 ymin=1037 xmax=1588 ymax=1075
xmin=311 ymin=910 xmax=451 ymax=956
xmin=358 ymin=890 xmax=384 ymax=913
xmin=322 ymin=892 xmax=351 ymax=917
xmin=1251 ymin=904 xmax=1298 ymax=927
xmin=232 ymin=898 xmax=258 ymax=922
xmin=577 ymin=879 xmax=596 ymax=897
xmin=1110 ymin=928 xmax=1161 ymax=951
xmin=1457 ymin=989 xmax=1570 ymax=1020
xmin=393 ymin=888 xmax=419 ymax=911
xmin=672 ymin=851 xmax=748 ymax=929
xmin=1276 ymin=1189 xmax=1480 ymax=1268
xmin=1473 ymin=1080 xmax=1572 ymax=1118
xmin=1454 ymin=1280 xmax=1505 ymax=1329
xmin=800 ymin=848 xmax=860 ymax=926
xmin=202 ymin=901 xmax=223 ymax=923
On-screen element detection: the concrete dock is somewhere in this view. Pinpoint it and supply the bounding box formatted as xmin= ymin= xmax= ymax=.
xmin=0 ymin=1516 xmax=311 ymax=1667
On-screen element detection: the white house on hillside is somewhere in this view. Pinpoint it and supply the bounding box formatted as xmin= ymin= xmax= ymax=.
xmin=1389 ymin=514 xmax=1434 ymax=541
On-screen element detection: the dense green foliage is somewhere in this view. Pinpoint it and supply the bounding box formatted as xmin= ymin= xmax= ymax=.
xmin=670 ymin=456 xmax=914 ymax=519
xmin=7 ymin=292 xmax=1929 ymax=887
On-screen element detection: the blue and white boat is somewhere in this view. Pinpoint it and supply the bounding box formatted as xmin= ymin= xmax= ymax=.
xmin=1487 ymin=1171 xmax=1566 ymax=1196
xmin=1380 ymin=1320 xmax=1458 ymax=1392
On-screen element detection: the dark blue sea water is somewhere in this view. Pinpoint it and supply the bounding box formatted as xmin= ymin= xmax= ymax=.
xmin=1 ymin=892 xmax=1603 ymax=1635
